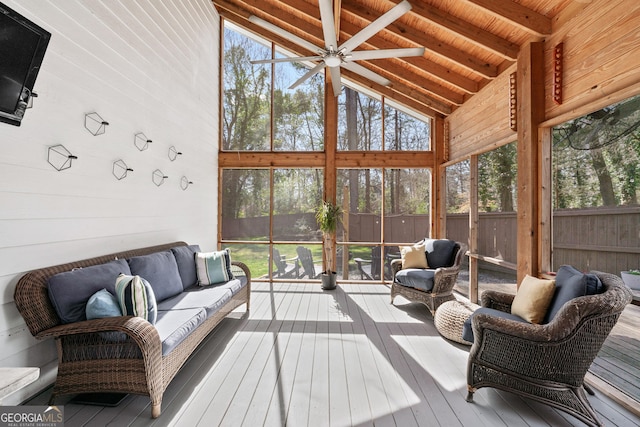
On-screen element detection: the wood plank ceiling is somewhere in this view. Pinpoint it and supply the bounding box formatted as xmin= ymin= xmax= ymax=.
xmin=213 ymin=0 xmax=573 ymax=118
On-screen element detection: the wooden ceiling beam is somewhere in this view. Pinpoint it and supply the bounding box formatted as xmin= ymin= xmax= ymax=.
xmin=385 ymin=0 xmax=520 ymax=60
xmin=338 ymin=20 xmax=480 ymax=94
xmin=464 ymin=0 xmax=552 ymax=36
xmin=340 ymin=2 xmax=498 ymax=78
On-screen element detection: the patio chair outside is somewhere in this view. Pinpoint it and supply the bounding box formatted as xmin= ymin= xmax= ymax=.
xmin=272 ymin=248 xmax=299 ymax=278
xmin=296 ymin=246 xmax=321 ymax=279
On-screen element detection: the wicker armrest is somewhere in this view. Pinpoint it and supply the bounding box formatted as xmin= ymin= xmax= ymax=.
xmin=480 ymin=290 xmax=515 ymax=312
xmin=471 ymin=312 xmax=551 ymax=343
xmin=36 ymin=316 xmax=161 ymax=346
xmin=231 ymin=261 xmax=251 ymax=282
xmin=390 ymin=258 xmax=403 ymax=276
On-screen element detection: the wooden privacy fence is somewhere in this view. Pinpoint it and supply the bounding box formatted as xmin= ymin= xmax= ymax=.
xmin=223 ymin=206 xmax=639 ymax=275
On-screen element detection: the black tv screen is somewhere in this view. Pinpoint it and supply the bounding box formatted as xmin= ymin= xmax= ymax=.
xmin=0 ymin=2 xmax=50 ymax=126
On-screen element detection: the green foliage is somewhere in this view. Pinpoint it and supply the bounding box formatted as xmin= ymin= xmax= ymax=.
xmin=316 ymin=201 xmax=342 ymax=234
xmin=553 ymin=95 xmax=640 ymax=209
xmin=478 ymin=142 xmax=517 ymax=212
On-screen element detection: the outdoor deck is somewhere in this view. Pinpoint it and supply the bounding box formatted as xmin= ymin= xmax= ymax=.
xmin=26 ymin=282 xmax=640 ymax=427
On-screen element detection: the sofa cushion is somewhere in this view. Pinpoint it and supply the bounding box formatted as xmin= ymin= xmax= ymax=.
xmin=462 ymin=307 xmax=529 ymax=343
xmin=171 ymin=244 xmax=201 ymax=289
xmin=86 ymin=289 xmax=122 ymax=319
xmin=395 ymin=269 xmax=435 ymax=292
xmin=511 ymin=275 xmax=556 ymax=324
xmin=48 ymin=259 xmax=131 ymax=324
xmin=157 ymin=285 xmax=232 ymax=317
xmin=423 ymin=239 xmax=458 ymax=269
xmin=401 ymin=243 xmax=429 ymax=269
xmin=155 ymin=308 xmax=207 ymax=355
xmin=115 ymin=274 xmax=157 ymax=324
xmin=128 ymin=251 xmax=183 ymax=302
xmin=543 ymin=265 xmax=588 ymax=323
xmin=196 ymin=249 xmax=234 ymax=286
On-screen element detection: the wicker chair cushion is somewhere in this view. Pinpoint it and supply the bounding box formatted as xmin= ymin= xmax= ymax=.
xmin=422 ymin=239 xmax=458 ymax=268
xmin=511 ymin=275 xmax=556 ymax=324
xmin=156 ymin=307 xmax=207 ymax=355
xmin=171 ymin=244 xmax=201 ymax=289
xmin=158 ymin=284 xmax=232 ymax=317
xmin=196 ymin=249 xmax=234 ymax=285
xmin=48 ymin=259 xmax=131 ymax=324
xmin=395 ymin=268 xmax=435 ymax=292
xmin=462 ymin=307 xmax=528 ymax=343
xmin=128 ymin=251 xmax=183 ymax=303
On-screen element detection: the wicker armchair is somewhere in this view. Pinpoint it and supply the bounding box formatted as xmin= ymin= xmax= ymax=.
xmin=390 ymin=239 xmax=466 ymax=316
xmin=466 ymin=271 xmax=632 ymax=427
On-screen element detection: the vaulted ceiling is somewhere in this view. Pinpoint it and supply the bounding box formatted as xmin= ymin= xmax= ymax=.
xmin=213 ymin=0 xmax=575 ymax=118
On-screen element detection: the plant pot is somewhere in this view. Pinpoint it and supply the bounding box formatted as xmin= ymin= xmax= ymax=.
xmin=321 ymin=271 xmax=337 ymax=290
xmin=621 ymin=271 xmax=640 ymax=291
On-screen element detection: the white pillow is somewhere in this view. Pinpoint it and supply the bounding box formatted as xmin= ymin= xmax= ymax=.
xmin=400 ymin=243 xmax=429 ymax=269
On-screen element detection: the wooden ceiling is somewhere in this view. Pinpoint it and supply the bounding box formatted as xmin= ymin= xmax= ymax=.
xmin=213 ymin=0 xmax=575 ymax=118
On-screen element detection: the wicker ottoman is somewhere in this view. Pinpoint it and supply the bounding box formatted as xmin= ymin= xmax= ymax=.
xmin=434 ymin=299 xmax=479 ymax=345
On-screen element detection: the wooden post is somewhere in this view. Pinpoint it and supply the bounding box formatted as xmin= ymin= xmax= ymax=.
xmin=433 ymin=116 xmax=446 ymax=238
xmin=324 ymin=75 xmax=338 ymax=273
xmin=516 ymin=41 xmax=545 ymax=286
xmin=469 ymin=155 xmax=479 ymax=303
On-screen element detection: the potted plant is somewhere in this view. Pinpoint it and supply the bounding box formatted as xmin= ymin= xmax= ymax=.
xmin=316 ymin=200 xmax=342 ymax=290
xmin=621 ymin=269 xmax=640 ymax=291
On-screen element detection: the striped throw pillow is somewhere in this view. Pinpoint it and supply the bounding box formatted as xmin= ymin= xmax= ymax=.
xmin=195 ymin=249 xmax=233 ymax=286
xmin=115 ymin=274 xmax=157 ymax=324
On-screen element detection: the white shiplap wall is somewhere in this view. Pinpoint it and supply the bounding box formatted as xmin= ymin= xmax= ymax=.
xmin=0 ymin=0 xmax=220 ymax=404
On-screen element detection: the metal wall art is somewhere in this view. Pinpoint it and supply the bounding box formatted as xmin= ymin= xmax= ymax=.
xmin=48 ymin=144 xmax=77 ymax=171
xmin=168 ymin=146 xmax=182 ymax=161
xmin=152 ymin=169 xmax=168 ymax=186
xmin=112 ymin=159 xmax=133 ymax=180
xmin=84 ymin=112 xmax=109 ymax=136
xmin=134 ymin=132 xmax=152 ymax=151
xmin=180 ymin=176 xmax=193 ymax=190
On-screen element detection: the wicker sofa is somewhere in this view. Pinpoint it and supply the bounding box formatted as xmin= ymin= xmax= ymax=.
xmin=14 ymin=241 xmax=250 ymax=418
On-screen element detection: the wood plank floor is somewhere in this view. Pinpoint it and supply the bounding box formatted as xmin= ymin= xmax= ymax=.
xmin=26 ymin=283 xmax=640 ymax=427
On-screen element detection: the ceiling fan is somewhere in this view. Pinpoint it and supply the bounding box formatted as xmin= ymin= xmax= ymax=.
xmin=248 ymin=0 xmax=424 ymax=96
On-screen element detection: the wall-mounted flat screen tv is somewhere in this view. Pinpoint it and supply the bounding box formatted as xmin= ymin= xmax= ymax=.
xmin=0 ymin=2 xmax=50 ymax=126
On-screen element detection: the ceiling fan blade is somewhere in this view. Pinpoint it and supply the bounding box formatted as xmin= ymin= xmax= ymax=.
xmin=250 ymin=56 xmax=323 ymax=65
xmin=339 ymin=0 xmax=412 ymax=54
xmin=248 ymin=15 xmax=320 ymax=54
xmin=318 ymin=0 xmax=338 ymax=50
xmin=341 ymin=62 xmax=391 ymax=86
xmin=329 ymin=66 xmax=342 ymax=97
xmin=289 ymin=62 xmax=327 ymax=90
xmin=347 ymin=47 xmax=425 ymax=61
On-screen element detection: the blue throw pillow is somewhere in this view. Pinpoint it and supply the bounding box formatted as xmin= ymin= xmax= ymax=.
xmin=86 ymin=289 xmax=122 ymax=319
xmin=48 ymin=259 xmax=131 ymax=324
xmin=115 ymin=274 xmax=157 ymax=324
xmin=195 ymin=249 xmax=234 ymax=286
xmin=128 ymin=251 xmax=183 ymax=302
xmin=543 ymin=265 xmax=588 ymax=323
xmin=171 ymin=244 xmax=201 ymax=289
